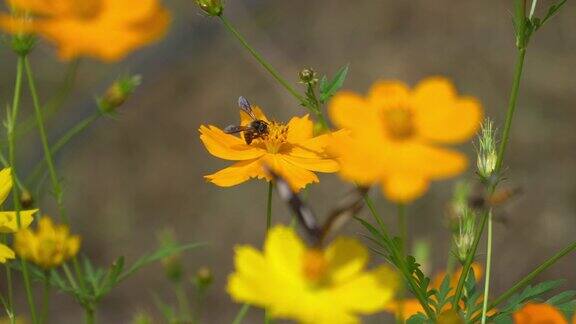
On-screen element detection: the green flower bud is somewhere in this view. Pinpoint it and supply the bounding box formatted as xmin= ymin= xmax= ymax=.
xmin=299 ymin=68 xmax=317 ymax=85
xmin=193 ymin=266 xmax=214 ymax=289
xmin=476 ymin=118 xmax=497 ymax=181
xmin=98 ymin=75 xmax=141 ymax=114
xmin=195 ymin=0 xmax=223 ymax=16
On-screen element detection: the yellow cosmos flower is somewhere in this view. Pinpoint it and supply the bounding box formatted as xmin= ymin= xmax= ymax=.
xmin=0 ymin=0 xmax=170 ymax=61
xmin=0 ymin=168 xmax=37 ymax=263
xmin=15 ymin=216 xmax=80 ymax=269
xmin=513 ymin=303 xmax=570 ymax=324
xmin=227 ymin=225 xmax=399 ymax=324
xmin=328 ymin=77 xmax=483 ymax=202
xmin=200 ymin=106 xmax=340 ymax=191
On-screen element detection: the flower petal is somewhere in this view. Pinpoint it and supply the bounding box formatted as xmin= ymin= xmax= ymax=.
xmin=268 ymin=155 xmax=319 ymax=191
xmin=328 ymin=132 xmax=384 ymax=185
xmin=0 ymin=168 xmax=13 ymax=206
xmin=282 ymin=155 xmax=339 ymax=173
xmin=368 ymin=80 xmax=410 ymax=110
xmin=325 ymin=237 xmax=368 ymax=284
xmin=413 ymin=77 xmax=483 ymax=143
xmin=205 ymin=159 xmax=266 ymax=187
xmin=199 ymin=125 xmax=265 ymax=161
xmin=328 ymin=91 xmax=372 ymax=131
xmin=329 ymin=265 xmax=399 ymax=314
xmin=286 ymin=115 xmax=314 ymax=143
xmin=0 ymin=243 xmax=15 ymax=263
xmin=0 ymin=209 xmax=37 ymax=233
xmin=264 ymin=226 xmax=305 ymax=276
xmin=382 ymin=174 xmax=429 ymax=203
xmin=227 ymin=245 xmax=271 ymax=304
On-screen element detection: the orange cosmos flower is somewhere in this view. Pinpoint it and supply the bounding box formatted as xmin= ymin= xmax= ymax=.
xmin=200 ymin=103 xmax=340 ymax=191
xmin=513 ymin=303 xmax=569 ymax=324
xmin=0 ymin=0 xmax=170 ymax=61
xmin=328 ymin=77 xmax=483 ymax=203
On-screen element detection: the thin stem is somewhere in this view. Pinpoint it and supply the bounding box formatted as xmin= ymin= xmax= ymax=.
xmin=175 ymin=284 xmax=192 ymax=322
xmin=494 ymin=48 xmax=527 ymax=173
xmin=84 ymin=306 xmax=95 ymax=324
xmin=24 ymin=57 xmax=69 ymax=225
xmin=362 ymin=195 xmax=436 ymax=320
xmin=218 ymin=15 xmax=304 ymax=103
xmin=266 ymin=182 xmax=273 ymax=230
xmin=471 ymin=240 xmax=576 ymax=322
xmin=26 ymin=112 xmax=101 ymax=186
xmin=480 ymin=212 xmax=493 ymax=324
xmin=8 ymin=56 xmax=38 ymax=324
xmin=529 ymin=0 xmax=538 ymax=19
xmin=41 ymin=272 xmax=50 ymax=324
xmin=231 ymin=304 xmax=250 ymax=324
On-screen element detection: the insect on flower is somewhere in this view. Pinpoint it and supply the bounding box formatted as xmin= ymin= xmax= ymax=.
xmin=224 ymin=96 xmax=269 ymax=145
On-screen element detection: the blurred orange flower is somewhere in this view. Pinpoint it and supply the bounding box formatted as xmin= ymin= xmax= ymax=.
xmin=328 ymin=77 xmax=482 ymax=203
xmin=0 ymin=0 xmax=170 ymax=61
xmin=200 ymin=106 xmax=340 ymax=191
xmin=385 ymin=263 xmax=484 ymax=320
xmin=513 ymin=303 xmax=569 ymax=324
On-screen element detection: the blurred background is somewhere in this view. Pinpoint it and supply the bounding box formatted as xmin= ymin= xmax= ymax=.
xmin=1 ymin=0 xmax=575 ymax=322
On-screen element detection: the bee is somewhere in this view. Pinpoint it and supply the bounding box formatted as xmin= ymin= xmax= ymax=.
xmin=224 ymin=96 xmax=269 ymax=145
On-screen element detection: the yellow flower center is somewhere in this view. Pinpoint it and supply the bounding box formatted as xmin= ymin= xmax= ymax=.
xmin=262 ymin=122 xmax=288 ymax=153
xmin=302 ymin=249 xmax=329 ymax=283
xmin=382 ymin=107 xmax=415 ymax=140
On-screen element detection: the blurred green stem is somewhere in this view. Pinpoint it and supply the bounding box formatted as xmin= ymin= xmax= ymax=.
xmin=266 ymin=182 xmax=273 ymax=230
xmin=452 ymin=0 xmax=529 ymax=308
xmin=231 ymin=304 xmax=250 ymax=324
xmin=24 ymin=57 xmax=68 ymax=225
xmin=397 ymin=204 xmax=407 ymax=255
xmin=41 ymin=271 xmax=50 ymax=324
xmin=480 ymin=212 xmax=493 ymax=324
xmin=175 ymin=284 xmax=192 ymax=323
xmin=8 ymin=56 xmax=39 ymax=324
xmin=529 ymin=0 xmax=538 ymax=18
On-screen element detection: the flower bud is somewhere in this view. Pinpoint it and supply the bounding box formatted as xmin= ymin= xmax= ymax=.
xmin=193 ymin=266 xmax=214 ymax=289
xmin=158 ymin=229 xmax=184 ymax=283
xmin=11 ymin=34 xmax=35 ymax=56
xmin=98 ymin=75 xmax=141 ymax=114
xmin=195 ymin=0 xmax=223 ymax=16
xmin=453 ymin=208 xmax=478 ymax=264
xmin=476 ymin=118 xmax=497 ymax=181
xmin=299 ymin=68 xmax=317 ymax=85
xmin=19 ymin=190 xmax=33 ymax=209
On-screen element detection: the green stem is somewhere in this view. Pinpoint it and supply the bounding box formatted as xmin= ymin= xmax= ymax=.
xmin=266 ymin=182 xmax=273 ymax=230
xmin=26 ymin=112 xmax=101 ymax=186
xmin=494 ymin=48 xmax=526 ymax=173
xmin=24 ymin=57 xmax=69 ymax=225
xmin=362 ymin=195 xmax=436 ymax=320
xmin=480 ymin=212 xmax=493 ymax=324
xmin=41 ymin=271 xmax=50 ymax=324
xmin=8 ymin=56 xmax=38 ymax=324
xmin=84 ymin=306 xmax=95 ymax=324
xmin=471 ymin=240 xmax=576 ymax=322
xmin=231 ymin=304 xmax=250 ymax=324
xmin=529 ymin=0 xmax=538 ymax=19
xmin=452 ymin=10 xmax=529 ymax=306
xmin=218 ymin=15 xmax=304 ymax=103
xmin=175 ymin=284 xmax=192 ymax=322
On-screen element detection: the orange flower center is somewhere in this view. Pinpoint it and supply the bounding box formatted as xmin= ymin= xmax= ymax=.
xmin=302 ymin=249 xmax=329 ymax=283
xmin=262 ymin=122 xmax=288 ymax=153
xmin=382 ymin=107 xmax=415 ymax=140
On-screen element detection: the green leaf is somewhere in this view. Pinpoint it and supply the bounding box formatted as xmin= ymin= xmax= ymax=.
xmin=319 ymin=65 xmax=349 ymax=103
xmin=118 ymin=242 xmax=204 ymax=283
xmin=534 ymin=0 xmax=568 ymax=31
xmin=547 ymin=290 xmax=576 ymax=306
xmin=500 ymin=280 xmax=565 ymax=313
xmin=406 ymin=313 xmax=427 ymax=324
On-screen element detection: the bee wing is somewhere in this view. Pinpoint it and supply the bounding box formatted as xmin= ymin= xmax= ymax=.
xmin=268 ymin=169 xmax=322 ymax=246
xmin=224 ymin=125 xmax=250 ymax=134
xmin=238 ymin=96 xmax=257 ymax=120
xmin=320 ymin=187 xmax=369 ymax=242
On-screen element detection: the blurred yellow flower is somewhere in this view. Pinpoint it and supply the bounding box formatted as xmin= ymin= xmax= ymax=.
xmin=227 ymin=225 xmax=399 ymax=324
xmin=328 ymin=77 xmax=482 ymax=202
xmin=0 ymin=0 xmax=171 ymax=61
xmin=200 ymin=106 xmax=340 ymax=191
xmin=0 ymin=168 xmax=37 ymax=263
xmin=513 ymin=303 xmax=569 ymax=324
xmin=15 ymin=216 xmax=80 ymax=269
xmin=385 ymin=263 xmax=484 ymax=320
